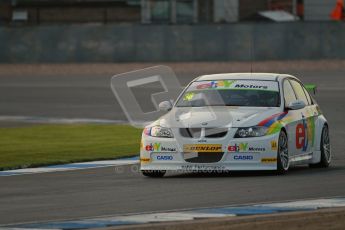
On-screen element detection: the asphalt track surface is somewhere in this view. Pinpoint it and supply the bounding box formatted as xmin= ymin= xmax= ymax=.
xmin=0 ymin=69 xmax=345 ymax=225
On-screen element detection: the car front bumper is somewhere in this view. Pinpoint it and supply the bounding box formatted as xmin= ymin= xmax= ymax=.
xmin=140 ymin=132 xmax=280 ymax=171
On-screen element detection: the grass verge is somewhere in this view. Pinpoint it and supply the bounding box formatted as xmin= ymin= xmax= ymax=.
xmin=0 ymin=124 xmax=142 ymax=170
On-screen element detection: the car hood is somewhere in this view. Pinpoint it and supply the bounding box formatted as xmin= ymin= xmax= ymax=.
xmin=154 ymin=106 xmax=282 ymax=128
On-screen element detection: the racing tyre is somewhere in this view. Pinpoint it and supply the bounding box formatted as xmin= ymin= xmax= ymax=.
xmin=142 ymin=170 xmax=166 ymax=178
xmin=277 ymin=130 xmax=289 ymax=174
xmin=310 ymin=125 xmax=331 ymax=168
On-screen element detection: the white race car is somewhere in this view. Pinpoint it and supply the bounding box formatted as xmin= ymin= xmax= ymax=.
xmin=140 ymin=73 xmax=331 ymax=177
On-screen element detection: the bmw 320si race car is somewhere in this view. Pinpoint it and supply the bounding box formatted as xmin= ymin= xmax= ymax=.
xmin=140 ymin=73 xmax=331 ymax=177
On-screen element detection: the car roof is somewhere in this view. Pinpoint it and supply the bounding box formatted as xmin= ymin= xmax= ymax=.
xmin=196 ymin=73 xmax=298 ymax=82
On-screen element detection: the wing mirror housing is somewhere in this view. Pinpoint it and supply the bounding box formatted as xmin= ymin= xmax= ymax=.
xmin=159 ymin=100 xmax=173 ymax=112
xmin=286 ymin=100 xmax=306 ymax=110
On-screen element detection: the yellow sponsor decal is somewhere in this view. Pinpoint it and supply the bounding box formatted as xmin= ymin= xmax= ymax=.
xmin=183 ymin=144 xmax=222 ymax=153
xmin=140 ymin=158 xmax=151 ymax=163
xmin=271 ymin=140 xmax=277 ymax=151
xmin=261 ymin=158 xmax=277 ymax=163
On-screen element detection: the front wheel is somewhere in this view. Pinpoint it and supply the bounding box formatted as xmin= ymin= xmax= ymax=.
xmin=310 ymin=125 xmax=331 ymax=168
xmin=277 ymin=131 xmax=289 ymax=174
xmin=142 ymin=170 xmax=166 ymax=178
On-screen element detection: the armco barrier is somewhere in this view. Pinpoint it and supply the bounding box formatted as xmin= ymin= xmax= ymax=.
xmin=0 ymin=22 xmax=344 ymax=63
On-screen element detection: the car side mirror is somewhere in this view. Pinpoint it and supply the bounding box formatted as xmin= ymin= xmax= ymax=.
xmin=159 ymin=101 xmax=173 ymax=112
xmin=286 ymin=100 xmax=306 ymax=110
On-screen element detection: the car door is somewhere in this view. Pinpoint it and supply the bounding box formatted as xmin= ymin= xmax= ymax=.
xmin=289 ymin=79 xmax=314 ymax=155
xmin=301 ymin=84 xmax=318 ymax=152
xmin=282 ymin=79 xmax=303 ymax=158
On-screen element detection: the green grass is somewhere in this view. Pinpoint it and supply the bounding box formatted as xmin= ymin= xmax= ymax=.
xmin=0 ymin=124 xmax=142 ymax=170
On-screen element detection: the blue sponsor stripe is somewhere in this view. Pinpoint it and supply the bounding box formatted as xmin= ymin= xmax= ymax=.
xmin=264 ymin=113 xmax=287 ymax=128
xmin=263 ymin=119 xmax=276 ymax=128
xmin=262 ymin=112 xmax=288 ymax=128
xmin=277 ymin=112 xmax=288 ymax=121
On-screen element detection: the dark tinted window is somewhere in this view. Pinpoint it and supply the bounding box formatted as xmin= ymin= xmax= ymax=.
xmin=283 ymin=80 xmax=297 ymax=106
xmin=289 ymin=80 xmax=309 ymax=106
xmin=176 ymin=80 xmax=281 ymax=107
xmin=176 ymin=89 xmax=280 ymax=107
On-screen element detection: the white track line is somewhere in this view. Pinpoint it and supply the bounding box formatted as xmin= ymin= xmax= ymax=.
xmin=257 ymin=198 xmax=345 ymax=209
xmin=0 ymin=115 xmax=125 ymax=124
xmin=0 ymin=158 xmax=139 ymax=177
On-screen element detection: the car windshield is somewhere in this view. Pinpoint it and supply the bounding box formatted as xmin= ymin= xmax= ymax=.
xmin=176 ymin=80 xmax=280 ymax=107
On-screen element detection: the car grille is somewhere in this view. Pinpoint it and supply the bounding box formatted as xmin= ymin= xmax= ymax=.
xmin=180 ymin=128 xmax=227 ymax=138
xmin=180 ymin=128 xmax=202 ymax=138
xmin=205 ymin=128 xmax=228 ymax=138
xmin=184 ymin=152 xmax=224 ymax=163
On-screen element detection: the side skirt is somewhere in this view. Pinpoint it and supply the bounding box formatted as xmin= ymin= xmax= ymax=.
xmin=289 ymin=152 xmax=313 ymax=165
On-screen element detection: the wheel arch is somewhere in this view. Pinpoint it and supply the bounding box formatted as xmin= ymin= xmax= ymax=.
xmin=280 ymin=126 xmax=287 ymax=135
xmin=276 ymin=126 xmax=289 ymax=174
xmin=310 ymin=115 xmax=331 ymax=166
xmin=315 ymin=115 xmax=328 ymax=152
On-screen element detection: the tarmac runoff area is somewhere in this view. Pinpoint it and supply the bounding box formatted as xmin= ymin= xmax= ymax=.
xmin=1 ymin=198 xmax=345 ymax=230
xmin=104 ymin=207 xmax=345 ymax=230
xmin=0 ymin=61 xmax=345 ymax=229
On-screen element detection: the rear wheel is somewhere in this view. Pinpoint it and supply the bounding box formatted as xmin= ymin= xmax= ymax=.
xmin=277 ymin=131 xmax=289 ymax=174
xmin=310 ymin=125 xmax=331 ymax=168
xmin=142 ymin=170 xmax=166 ymax=178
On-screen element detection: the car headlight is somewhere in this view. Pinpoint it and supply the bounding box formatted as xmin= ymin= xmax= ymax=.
xmin=144 ymin=126 xmax=174 ymax=138
xmin=234 ymin=126 xmax=267 ymax=138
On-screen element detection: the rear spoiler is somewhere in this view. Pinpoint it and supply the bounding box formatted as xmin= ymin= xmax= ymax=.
xmin=305 ymin=84 xmax=317 ymax=95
